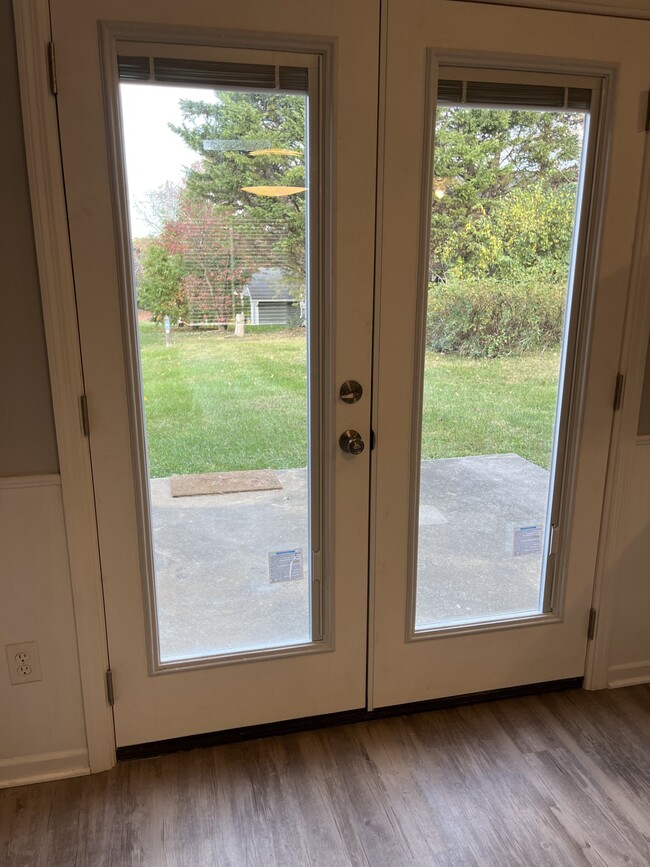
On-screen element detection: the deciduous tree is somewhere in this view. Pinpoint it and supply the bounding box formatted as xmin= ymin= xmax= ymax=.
xmin=137 ymin=241 xmax=185 ymax=323
xmin=431 ymin=107 xmax=585 ymax=280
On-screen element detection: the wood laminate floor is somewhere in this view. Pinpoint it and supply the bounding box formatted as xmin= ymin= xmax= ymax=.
xmin=1 ymin=685 xmax=650 ymax=866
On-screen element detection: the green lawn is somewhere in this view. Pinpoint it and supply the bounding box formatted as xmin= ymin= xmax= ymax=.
xmin=140 ymin=324 xmax=560 ymax=478
xmin=421 ymin=350 xmax=560 ymax=470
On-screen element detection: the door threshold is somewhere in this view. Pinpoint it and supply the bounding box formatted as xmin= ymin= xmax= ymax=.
xmin=116 ymin=676 xmax=583 ymax=761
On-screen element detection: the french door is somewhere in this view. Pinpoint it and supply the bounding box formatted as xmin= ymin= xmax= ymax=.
xmin=370 ymin=2 xmax=650 ymax=708
xmin=52 ymin=0 xmax=379 ymax=746
xmin=49 ymin=0 xmax=650 ymax=747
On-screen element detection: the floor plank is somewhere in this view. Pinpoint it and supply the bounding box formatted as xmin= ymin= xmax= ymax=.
xmin=1 ymin=685 xmax=650 ymax=866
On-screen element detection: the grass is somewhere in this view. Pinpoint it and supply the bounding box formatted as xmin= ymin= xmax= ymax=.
xmin=421 ymin=350 xmax=560 ymax=469
xmin=139 ymin=323 xmax=560 ymax=478
xmin=140 ymin=324 xmax=308 ymax=477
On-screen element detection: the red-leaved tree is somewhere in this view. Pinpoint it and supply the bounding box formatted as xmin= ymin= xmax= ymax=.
xmin=162 ymin=199 xmax=242 ymax=324
xmin=160 ymin=195 xmax=289 ymax=324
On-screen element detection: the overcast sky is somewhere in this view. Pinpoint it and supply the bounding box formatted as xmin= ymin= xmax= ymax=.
xmin=119 ymin=83 xmax=216 ymax=237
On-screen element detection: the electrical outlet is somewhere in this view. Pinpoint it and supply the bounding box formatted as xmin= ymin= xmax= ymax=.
xmin=5 ymin=641 xmax=42 ymax=685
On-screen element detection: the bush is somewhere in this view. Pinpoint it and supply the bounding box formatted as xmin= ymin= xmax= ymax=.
xmin=137 ymin=243 xmax=187 ymax=324
xmin=426 ymin=278 xmax=565 ymax=357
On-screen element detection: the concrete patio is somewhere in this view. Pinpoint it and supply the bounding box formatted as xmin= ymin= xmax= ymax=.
xmin=150 ymin=453 xmax=550 ymax=662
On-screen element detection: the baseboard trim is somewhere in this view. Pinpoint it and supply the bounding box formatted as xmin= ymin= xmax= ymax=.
xmin=0 ymin=748 xmax=89 ymax=789
xmin=607 ymin=659 xmax=650 ymax=688
xmin=117 ymin=676 xmax=583 ymax=761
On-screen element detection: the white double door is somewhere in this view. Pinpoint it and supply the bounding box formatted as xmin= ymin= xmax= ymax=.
xmin=51 ymin=0 xmax=650 ymax=747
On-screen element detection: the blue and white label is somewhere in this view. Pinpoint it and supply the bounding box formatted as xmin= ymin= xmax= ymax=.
xmin=268 ymin=548 xmax=304 ymax=582
xmin=513 ymin=524 xmax=543 ymax=557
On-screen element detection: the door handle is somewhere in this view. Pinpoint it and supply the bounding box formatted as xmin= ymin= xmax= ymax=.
xmin=339 ymin=430 xmax=365 ymax=455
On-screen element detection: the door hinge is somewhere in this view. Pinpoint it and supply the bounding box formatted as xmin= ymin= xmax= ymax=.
xmin=587 ymin=608 xmax=597 ymax=641
xmin=80 ymin=394 xmax=90 ymax=437
xmin=47 ymin=42 xmax=58 ymax=95
xmin=106 ymin=669 xmax=115 ymax=706
xmin=613 ymin=373 xmax=625 ymax=411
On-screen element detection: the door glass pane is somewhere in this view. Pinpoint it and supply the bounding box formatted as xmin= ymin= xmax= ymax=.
xmin=119 ymin=79 xmax=312 ymax=661
xmin=415 ymin=99 xmax=588 ymax=630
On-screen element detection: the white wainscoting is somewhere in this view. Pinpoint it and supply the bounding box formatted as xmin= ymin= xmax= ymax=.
xmin=0 ymin=749 xmax=89 ymax=789
xmin=607 ymin=659 xmax=650 ymax=689
xmin=0 ymin=475 xmax=89 ymax=788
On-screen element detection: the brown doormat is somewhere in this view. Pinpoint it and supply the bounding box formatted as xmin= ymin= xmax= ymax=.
xmin=170 ymin=469 xmax=283 ymax=498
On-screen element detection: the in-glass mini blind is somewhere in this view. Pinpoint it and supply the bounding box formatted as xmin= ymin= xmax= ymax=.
xmin=438 ymin=78 xmax=591 ymax=110
xmin=117 ymin=55 xmax=309 ymax=92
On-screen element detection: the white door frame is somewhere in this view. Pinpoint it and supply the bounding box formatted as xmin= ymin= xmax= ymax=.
xmin=13 ymin=0 xmax=115 ymax=773
xmin=12 ymin=0 xmax=650 ymax=773
xmin=584 ymin=120 xmax=650 ymax=689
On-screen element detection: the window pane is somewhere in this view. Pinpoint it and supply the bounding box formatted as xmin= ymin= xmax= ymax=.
xmin=416 ymin=103 xmax=587 ymax=630
xmin=120 ymin=81 xmax=312 ymax=660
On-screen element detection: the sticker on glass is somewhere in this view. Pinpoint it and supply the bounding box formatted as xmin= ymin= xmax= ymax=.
xmin=513 ymin=524 xmax=543 ymax=557
xmin=268 ymin=548 xmax=304 ymax=583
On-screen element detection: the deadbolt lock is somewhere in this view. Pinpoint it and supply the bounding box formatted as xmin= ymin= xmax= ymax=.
xmin=339 ymin=380 xmax=363 ymax=403
xmin=339 ymin=430 xmax=365 ymax=455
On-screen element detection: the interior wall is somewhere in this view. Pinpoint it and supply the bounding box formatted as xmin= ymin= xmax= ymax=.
xmin=0 ymin=3 xmax=58 ymax=477
xmin=1 ymin=4 xmax=88 ymax=787
xmin=0 ymin=481 xmax=88 ymax=786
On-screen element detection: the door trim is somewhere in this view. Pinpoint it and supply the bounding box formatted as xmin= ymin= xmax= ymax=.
xmin=584 ymin=110 xmax=650 ymax=689
xmin=13 ymin=0 xmax=115 ymax=773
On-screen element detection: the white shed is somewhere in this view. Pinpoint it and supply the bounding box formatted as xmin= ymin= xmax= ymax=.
xmin=243 ymin=268 xmax=304 ymax=326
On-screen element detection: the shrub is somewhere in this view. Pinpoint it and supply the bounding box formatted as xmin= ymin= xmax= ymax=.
xmin=426 ymin=277 xmax=566 ymax=357
xmin=137 ymin=242 xmax=186 ymax=324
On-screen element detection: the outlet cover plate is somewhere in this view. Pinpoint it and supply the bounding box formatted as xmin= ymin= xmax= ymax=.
xmin=5 ymin=641 xmax=42 ymax=685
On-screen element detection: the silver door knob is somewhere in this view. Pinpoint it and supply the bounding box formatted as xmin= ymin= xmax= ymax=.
xmin=339 ymin=430 xmax=365 ymax=455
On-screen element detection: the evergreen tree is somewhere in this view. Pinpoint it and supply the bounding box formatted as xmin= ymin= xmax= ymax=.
xmin=171 ymin=91 xmax=307 ymax=279
xmin=430 ymin=107 xmax=585 ymax=280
